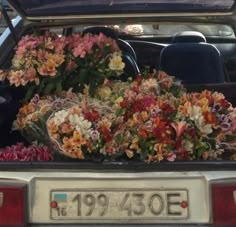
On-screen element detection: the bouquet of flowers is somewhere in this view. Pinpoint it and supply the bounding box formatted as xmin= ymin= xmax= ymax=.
xmin=65 ymin=32 xmax=125 ymax=96
xmin=0 ymin=32 xmax=125 ymax=100
xmin=0 ymin=143 xmax=53 ymax=161
xmin=1 ymin=30 xmax=235 ymax=162
xmin=46 ymin=95 xmax=120 ymax=159
xmin=15 ymin=71 xmax=236 ymax=162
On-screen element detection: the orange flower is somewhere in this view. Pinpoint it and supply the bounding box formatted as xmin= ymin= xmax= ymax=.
xmin=154 ymin=143 xmax=164 ymax=153
xmin=62 ymin=137 xmax=74 ymax=151
xmin=141 ymin=111 xmax=148 ymax=121
xmin=178 ymin=101 xmax=191 ymax=116
xmin=125 ymin=149 xmax=134 ymax=158
xmin=62 ymin=137 xmax=85 ymax=159
xmin=130 ymin=137 xmax=141 ymax=152
xmin=70 ymin=106 xmax=81 ymax=115
xmin=196 ymin=97 xmax=210 ymax=112
xmin=60 ymin=123 xmax=74 ymax=134
xmin=66 ymin=147 xmax=84 ymax=159
xmin=98 ymin=119 xmax=111 ymax=129
xmin=138 ymin=127 xmax=148 ymax=139
xmin=147 ymin=153 xmax=164 ymax=163
xmin=203 ymin=111 xmax=217 ymax=125
xmin=50 ymin=54 xmax=65 ymax=66
xmin=157 ymin=70 xmax=173 ymax=88
xmin=9 ymin=70 xmax=25 ymax=86
xmin=47 ymin=120 xmax=59 ymax=134
xmin=72 ymin=131 xmax=86 ymax=146
xmin=38 ymin=60 xmax=57 ymax=76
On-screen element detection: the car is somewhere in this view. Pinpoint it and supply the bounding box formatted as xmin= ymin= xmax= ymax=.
xmin=0 ymin=0 xmax=235 ymax=227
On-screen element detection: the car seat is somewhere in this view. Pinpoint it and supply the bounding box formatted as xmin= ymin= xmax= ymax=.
xmin=158 ymin=31 xmax=225 ymax=84
xmin=82 ymin=26 xmax=140 ymax=80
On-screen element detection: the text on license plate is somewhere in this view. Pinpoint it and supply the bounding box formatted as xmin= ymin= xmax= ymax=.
xmin=50 ymin=189 xmax=189 ymax=220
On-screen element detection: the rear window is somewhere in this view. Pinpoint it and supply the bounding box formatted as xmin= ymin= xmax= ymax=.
xmin=73 ymin=24 xmax=235 ymax=38
xmin=118 ymin=24 xmax=235 ymax=38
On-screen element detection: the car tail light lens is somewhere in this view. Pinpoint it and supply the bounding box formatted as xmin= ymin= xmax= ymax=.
xmin=0 ymin=184 xmax=27 ymax=227
xmin=211 ymin=183 xmax=236 ymax=227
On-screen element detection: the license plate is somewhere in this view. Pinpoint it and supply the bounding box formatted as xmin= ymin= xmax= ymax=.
xmin=50 ymin=189 xmax=188 ymax=221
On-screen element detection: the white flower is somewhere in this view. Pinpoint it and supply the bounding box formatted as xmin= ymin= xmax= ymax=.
xmin=68 ymin=114 xmax=81 ymax=127
xmin=189 ymin=105 xmax=202 ymax=121
xmin=189 ymin=105 xmax=212 ymax=135
xmin=53 ymin=110 xmax=68 ymax=125
xmin=108 ymin=52 xmax=125 ymax=73
xmin=90 ymin=130 xmax=100 ymax=142
xmin=182 ymin=140 xmax=194 ymax=152
xmin=197 ymin=120 xmax=213 ymax=135
xmin=69 ymin=114 xmax=92 ymax=139
xmin=140 ymin=78 xmax=159 ymax=94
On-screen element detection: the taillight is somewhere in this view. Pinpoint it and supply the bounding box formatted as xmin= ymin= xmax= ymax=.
xmin=0 ymin=184 xmax=27 ymax=227
xmin=211 ymin=182 xmax=236 ymax=227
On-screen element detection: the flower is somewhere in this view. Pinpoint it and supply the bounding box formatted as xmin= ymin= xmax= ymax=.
xmin=46 ymin=96 xmax=119 ymax=159
xmin=171 ymin=121 xmax=187 ymax=138
xmin=108 ymin=52 xmax=125 ymax=72
xmin=0 ymin=143 xmax=53 ymax=161
xmin=0 ymin=32 xmax=124 ymax=100
xmin=13 ymin=68 xmax=236 ymax=162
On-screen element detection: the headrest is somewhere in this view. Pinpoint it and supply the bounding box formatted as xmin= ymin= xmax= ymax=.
xmin=82 ymin=26 xmax=118 ymax=40
xmin=172 ymin=31 xmax=206 ymax=43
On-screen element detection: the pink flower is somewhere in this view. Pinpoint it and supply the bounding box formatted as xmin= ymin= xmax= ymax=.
xmin=73 ymin=44 xmax=87 ymax=58
xmin=25 ymin=67 xmax=37 ymax=83
xmin=0 ymin=143 xmax=53 ymax=161
xmin=65 ymin=60 xmax=77 ymax=71
xmin=167 ymin=153 xmax=176 ymax=162
xmin=171 ymin=121 xmax=187 ymax=138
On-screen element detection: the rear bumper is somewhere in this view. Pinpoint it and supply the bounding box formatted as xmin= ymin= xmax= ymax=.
xmin=29 ymin=225 xmax=211 ymax=227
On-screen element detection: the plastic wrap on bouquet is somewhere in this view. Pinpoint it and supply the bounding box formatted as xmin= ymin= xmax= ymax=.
xmin=15 ymin=92 xmax=79 ymax=145
xmin=46 ymin=95 xmax=119 ymax=160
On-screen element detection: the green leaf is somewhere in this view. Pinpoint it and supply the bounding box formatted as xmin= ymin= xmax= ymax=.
xmin=56 ymin=80 xmax=63 ymax=95
xmin=24 ymin=85 xmax=36 ymax=102
xmin=90 ymin=71 xmax=105 ymax=85
xmin=89 ymin=80 xmax=97 ymax=97
xmin=78 ymin=68 xmax=88 ymax=83
xmin=43 ymin=82 xmax=55 ymax=95
xmin=36 ymin=79 xmax=46 ymax=95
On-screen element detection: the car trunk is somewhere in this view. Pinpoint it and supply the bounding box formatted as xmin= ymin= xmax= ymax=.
xmin=0 ymin=2 xmax=235 ymax=226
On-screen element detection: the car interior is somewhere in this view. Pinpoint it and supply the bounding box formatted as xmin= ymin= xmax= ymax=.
xmin=0 ymin=22 xmax=236 ymax=147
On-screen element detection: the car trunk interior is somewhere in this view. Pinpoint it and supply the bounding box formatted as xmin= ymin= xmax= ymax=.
xmin=0 ymin=21 xmax=236 ymax=156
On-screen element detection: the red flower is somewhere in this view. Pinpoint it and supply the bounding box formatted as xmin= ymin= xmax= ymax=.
xmin=203 ymin=111 xmax=217 ymax=124
xmin=101 ymin=127 xmax=112 ymax=142
xmin=138 ymin=127 xmax=149 ymax=139
xmin=83 ymin=109 xmax=100 ymax=122
xmin=161 ymin=103 xmax=175 ymax=115
xmin=120 ymin=99 xmax=129 ymax=108
xmin=0 ymin=143 xmax=53 ymax=161
xmin=219 ymin=99 xmax=231 ymax=109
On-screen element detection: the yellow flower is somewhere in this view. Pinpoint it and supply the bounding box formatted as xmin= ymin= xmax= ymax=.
xmin=108 ymin=52 xmax=125 ymax=73
xmin=197 ymin=97 xmax=210 ymax=112
xmin=178 ymin=101 xmax=191 ymax=116
xmin=62 ymin=137 xmax=74 ymax=151
xmin=47 ymin=119 xmax=59 ymax=134
xmin=97 ymin=86 xmax=111 ymax=98
xmin=72 ymin=131 xmax=86 ymax=146
xmin=130 ymin=137 xmax=141 ymax=152
xmin=141 ymin=111 xmax=148 ymax=121
xmin=49 ymin=53 xmax=65 ymax=66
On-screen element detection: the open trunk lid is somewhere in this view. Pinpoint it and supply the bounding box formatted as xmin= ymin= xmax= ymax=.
xmin=6 ymin=0 xmax=236 ymax=22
